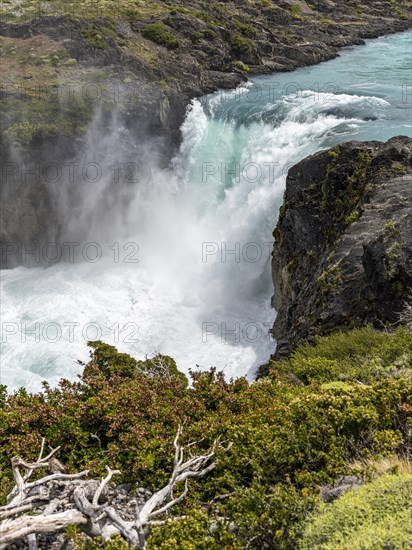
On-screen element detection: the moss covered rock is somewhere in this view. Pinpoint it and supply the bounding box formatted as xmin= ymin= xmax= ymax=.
xmin=267 ymin=137 xmax=412 ymax=368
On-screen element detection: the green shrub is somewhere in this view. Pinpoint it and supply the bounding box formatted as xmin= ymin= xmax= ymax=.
xmin=86 ymin=341 xmax=187 ymax=385
xmin=230 ymin=33 xmax=256 ymax=57
xmin=327 ymin=149 xmax=340 ymax=160
xmin=142 ymin=23 xmax=180 ymax=49
xmin=82 ymin=28 xmax=105 ymax=49
xmin=192 ymin=10 xmax=216 ymax=25
xmin=290 ymin=4 xmax=301 ymax=18
xmin=0 ymin=328 xmax=411 ymax=547
xmin=346 ymin=209 xmax=360 ymax=224
xmin=191 ymin=30 xmax=204 ymax=42
xmin=203 ymin=28 xmax=217 ymax=39
xmin=233 ymin=60 xmax=250 ymax=72
xmin=148 ymin=509 xmax=241 ymax=549
xmin=273 ymin=327 xmax=412 ymax=384
xmin=234 ymin=20 xmax=258 ymax=37
xmin=191 ymin=29 xmax=217 ymax=42
xmin=300 ymin=474 xmax=412 ymax=549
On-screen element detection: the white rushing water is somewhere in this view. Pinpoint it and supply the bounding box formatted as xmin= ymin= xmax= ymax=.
xmin=1 ymin=31 xmax=411 ymax=391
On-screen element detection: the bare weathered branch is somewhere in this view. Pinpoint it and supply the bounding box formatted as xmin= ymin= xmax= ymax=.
xmin=0 ymin=428 xmax=228 ymax=549
xmin=0 ymin=510 xmax=88 ymax=548
xmin=92 ymin=466 xmax=121 ymax=506
xmin=27 ymin=533 xmax=38 ymax=550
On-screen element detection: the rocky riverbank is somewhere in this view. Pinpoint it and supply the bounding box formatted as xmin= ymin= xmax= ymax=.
xmin=1 ymin=1 xmax=410 ymax=150
xmin=258 ymin=136 xmax=412 ymax=376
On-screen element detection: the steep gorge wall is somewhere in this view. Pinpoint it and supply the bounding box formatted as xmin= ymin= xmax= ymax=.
xmin=263 ymin=136 xmax=412 ymax=373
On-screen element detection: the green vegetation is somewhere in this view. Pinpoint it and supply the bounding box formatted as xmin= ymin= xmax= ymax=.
xmin=0 ymin=326 xmax=411 ymax=548
xmin=394 ymin=6 xmax=409 ymax=20
xmin=191 ymin=29 xmax=218 ymax=42
xmin=170 ymin=7 xmax=191 ymax=16
xmin=142 ymin=23 xmax=180 ymax=49
xmin=192 ymin=9 xmax=217 ymax=26
xmin=0 ymin=0 xmax=170 ymax=23
xmin=1 ymin=93 xmax=93 ymax=151
xmin=316 ymin=261 xmax=342 ymax=294
xmin=82 ymin=27 xmax=106 ymax=49
xmin=385 ymin=219 xmax=396 ymax=231
xmin=273 ymin=326 xmax=412 ymax=385
xmin=385 ymin=219 xmax=400 ymax=239
xmin=300 ymin=474 xmax=412 ymax=549
xmin=320 ymin=147 xmax=373 ymax=232
xmin=346 ymin=209 xmax=360 ymax=224
xmin=392 ymin=161 xmax=407 ymax=174
xmin=230 ymin=33 xmax=256 ymax=58
xmin=234 ymin=20 xmax=259 ymax=37
xmin=191 ymin=30 xmax=204 ymax=42
xmin=233 ymin=60 xmax=250 ymax=72
xmin=327 ymin=149 xmax=340 ymax=160
xmin=319 ymin=18 xmax=335 ymax=25
xmin=87 ymin=340 xmax=188 ymax=385
xmin=290 ymin=4 xmax=302 ymax=19
xmin=82 ymin=20 xmax=128 ymax=51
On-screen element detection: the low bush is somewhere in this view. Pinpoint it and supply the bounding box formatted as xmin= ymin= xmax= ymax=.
xmin=299 ymin=474 xmax=412 ymax=549
xmin=142 ymin=23 xmax=179 ymax=49
xmin=272 ymin=327 xmax=412 ymax=384
xmin=0 ymin=327 xmax=411 ymax=547
xmin=230 ymin=33 xmax=256 ymax=58
xmin=233 ymin=60 xmax=250 ymax=72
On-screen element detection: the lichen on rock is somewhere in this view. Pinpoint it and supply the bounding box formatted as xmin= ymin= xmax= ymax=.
xmin=268 ymin=136 xmax=412 ymax=366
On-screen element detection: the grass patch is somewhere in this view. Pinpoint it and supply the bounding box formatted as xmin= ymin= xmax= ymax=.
xmin=272 ymin=327 xmax=412 ymax=385
xmin=290 ymin=4 xmax=302 ymax=19
xmin=300 ymin=474 xmax=412 ymax=549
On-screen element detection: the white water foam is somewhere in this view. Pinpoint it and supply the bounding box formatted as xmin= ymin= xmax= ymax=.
xmin=0 ymin=86 xmax=393 ymax=392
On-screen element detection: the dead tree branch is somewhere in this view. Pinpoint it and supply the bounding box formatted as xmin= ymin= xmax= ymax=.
xmin=0 ymin=427 xmax=227 ymax=549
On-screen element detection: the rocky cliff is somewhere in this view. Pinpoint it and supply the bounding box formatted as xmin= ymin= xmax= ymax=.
xmin=0 ymin=1 xmax=410 ymax=267
xmin=1 ymin=1 xmax=410 ymax=150
xmin=264 ymin=136 xmax=412 ymax=371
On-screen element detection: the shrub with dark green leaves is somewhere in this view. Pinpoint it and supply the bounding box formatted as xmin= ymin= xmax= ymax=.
xmin=272 ymin=327 xmax=412 ymax=385
xmin=0 ymin=328 xmax=411 ymax=548
xmin=148 ymin=509 xmax=241 ymax=550
xmin=142 ymin=23 xmax=179 ymax=49
xmin=230 ymin=33 xmax=256 ymax=58
xmin=87 ymin=341 xmax=188 ymax=386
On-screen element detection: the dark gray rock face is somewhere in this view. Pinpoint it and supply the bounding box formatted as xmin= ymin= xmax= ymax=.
xmin=270 ymin=136 xmax=412 ymax=361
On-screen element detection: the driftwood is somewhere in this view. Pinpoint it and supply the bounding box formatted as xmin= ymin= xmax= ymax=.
xmin=0 ymin=427 xmax=228 ymax=549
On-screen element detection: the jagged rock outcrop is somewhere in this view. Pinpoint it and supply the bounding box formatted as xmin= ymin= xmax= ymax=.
xmin=269 ymin=136 xmax=412 ymax=362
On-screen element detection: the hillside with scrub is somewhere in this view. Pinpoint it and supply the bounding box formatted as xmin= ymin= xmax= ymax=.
xmin=1 ymin=326 xmax=411 ymax=548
